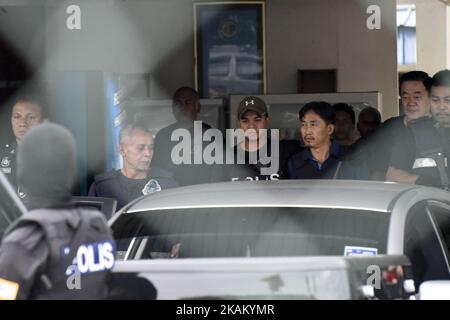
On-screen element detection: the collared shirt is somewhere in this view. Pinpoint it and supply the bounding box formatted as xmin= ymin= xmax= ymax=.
xmin=302 ymin=140 xmax=343 ymax=171
xmin=287 ymin=140 xmax=346 ymax=180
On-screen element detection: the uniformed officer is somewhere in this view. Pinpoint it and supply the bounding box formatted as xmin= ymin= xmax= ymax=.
xmin=387 ymin=70 xmax=450 ymax=190
xmin=89 ymin=122 xmax=178 ymax=210
xmin=0 ymin=97 xmax=45 ymax=193
xmin=0 ymin=123 xmax=115 ymax=300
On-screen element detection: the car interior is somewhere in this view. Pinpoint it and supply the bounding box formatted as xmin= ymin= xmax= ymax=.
xmin=112 ymin=207 xmax=390 ymax=260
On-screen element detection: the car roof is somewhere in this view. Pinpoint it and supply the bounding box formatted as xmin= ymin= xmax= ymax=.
xmin=123 ymin=180 xmax=421 ymax=214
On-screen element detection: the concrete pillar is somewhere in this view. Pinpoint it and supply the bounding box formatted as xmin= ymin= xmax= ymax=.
xmin=415 ymin=1 xmax=447 ymax=75
xmin=338 ymin=0 xmax=398 ymax=119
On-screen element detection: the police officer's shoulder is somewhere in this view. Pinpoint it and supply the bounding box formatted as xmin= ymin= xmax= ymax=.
xmin=94 ymin=170 xmax=121 ymax=184
xmin=2 ymin=221 xmax=46 ymax=252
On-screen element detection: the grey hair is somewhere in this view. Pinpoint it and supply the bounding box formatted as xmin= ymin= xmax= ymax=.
xmin=119 ymin=123 xmax=151 ymax=145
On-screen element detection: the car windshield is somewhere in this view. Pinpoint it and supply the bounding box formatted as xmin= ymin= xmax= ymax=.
xmin=112 ymin=207 xmax=389 ymax=260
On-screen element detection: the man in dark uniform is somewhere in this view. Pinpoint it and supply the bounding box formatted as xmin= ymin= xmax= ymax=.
xmin=0 ymin=97 xmax=45 ymax=192
xmin=151 ymin=87 xmax=214 ymax=186
xmin=0 ymin=123 xmax=114 ymax=299
xmin=333 ymin=103 xmax=356 ymax=146
xmin=89 ymin=123 xmax=177 ymax=210
xmin=381 ymin=71 xmax=432 ymax=180
xmin=387 ymin=70 xmax=450 ymax=189
xmin=348 ymin=107 xmax=386 ymax=180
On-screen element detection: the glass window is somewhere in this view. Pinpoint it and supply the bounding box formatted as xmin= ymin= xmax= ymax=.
xmin=397 ymin=5 xmax=417 ymax=66
xmin=112 ymin=207 xmax=389 ymax=260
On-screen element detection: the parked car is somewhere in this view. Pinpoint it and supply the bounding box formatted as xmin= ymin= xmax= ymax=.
xmin=1 ymin=172 xmax=449 ymax=299
xmin=108 ymin=180 xmax=450 ymax=299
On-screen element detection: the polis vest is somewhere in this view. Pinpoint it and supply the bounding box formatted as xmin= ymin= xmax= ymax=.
xmin=6 ymin=208 xmax=115 ymax=299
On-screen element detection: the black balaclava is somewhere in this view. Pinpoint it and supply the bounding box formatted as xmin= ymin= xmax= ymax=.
xmin=17 ymin=123 xmax=77 ymax=210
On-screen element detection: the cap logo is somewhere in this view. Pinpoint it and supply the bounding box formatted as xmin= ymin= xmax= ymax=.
xmin=245 ymin=99 xmax=255 ymax=106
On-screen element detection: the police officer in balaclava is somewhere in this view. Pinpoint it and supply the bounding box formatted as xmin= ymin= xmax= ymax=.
xmin=0 ymin=123 xmax=115 ymax=300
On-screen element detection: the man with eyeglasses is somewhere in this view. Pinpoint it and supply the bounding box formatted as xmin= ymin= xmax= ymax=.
xmin=0 ymin=97 xmax=45 ymax=192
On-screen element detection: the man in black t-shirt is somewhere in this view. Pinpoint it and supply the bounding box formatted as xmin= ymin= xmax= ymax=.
xmin=387 ymin=70 xmax=450 ymax=189
xmin=151 ymin=87 xmax=214 ymax=186
xmin=215 ymin=96 xmax=299 ymax=182
xmin=378 ymin=71 xmax=433 ymax=180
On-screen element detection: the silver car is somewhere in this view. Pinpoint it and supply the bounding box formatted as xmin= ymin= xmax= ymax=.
xmin=108 ymin=180 xmax=450 ymax=300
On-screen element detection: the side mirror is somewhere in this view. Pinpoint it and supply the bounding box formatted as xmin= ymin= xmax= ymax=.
xmin=419 ymin=281 xmax=450 ymax=300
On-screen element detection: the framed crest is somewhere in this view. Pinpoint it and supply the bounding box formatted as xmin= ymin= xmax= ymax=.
xmin=194 ymin=1 xmax=266 ymax=98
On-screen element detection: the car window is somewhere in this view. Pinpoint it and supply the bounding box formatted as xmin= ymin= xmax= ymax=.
xmin=426 ymin=201 xmax=450 ymax=263
xmin=112 ymin=207 xmax=389 ymax=260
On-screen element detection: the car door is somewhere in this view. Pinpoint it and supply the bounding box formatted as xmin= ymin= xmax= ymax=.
xmin=425 ymin=200 xmax=450 ymax=270
xmin=403 ymin=200 xmax=450 ymax=288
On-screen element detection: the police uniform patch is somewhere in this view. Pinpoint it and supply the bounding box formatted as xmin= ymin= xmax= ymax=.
xmin=1 ymin=168 xmax=11 ymax=174
xmin=1 ymin=157 xmax=10 ymax=167
xmin=0 ymin=278 xmax=19 ymax=300
xmin=142 ymin=179 xmax=162 ymax=195
xmin=76 ymin=241 xmax=115 ymax=274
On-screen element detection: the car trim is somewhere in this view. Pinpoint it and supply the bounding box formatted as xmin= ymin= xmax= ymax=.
xmin=125 ymin=204 xmax=390 ymax=214
xmin=426 ymin=205 xmax=450 ymax=277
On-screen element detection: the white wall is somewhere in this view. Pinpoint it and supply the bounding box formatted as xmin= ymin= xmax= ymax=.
xmin=416 ymin=0 xmax=447 ymax=74
xmin=447 ymin=5 xmax=450 ymax=70
xmin=267 ymin=0 xmax=398 ymax=119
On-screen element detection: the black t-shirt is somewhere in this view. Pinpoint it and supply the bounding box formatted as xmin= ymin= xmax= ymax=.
xmin=369 ymin=116 xmax=408 ymax=173
xmin=389 ymin=118 xmax=450 ymax=187
xmin=389 ymin=128 xmax=415 ymax=172
xmin=152 ymin=121 xmax=214 ymax=186
xmin=88 ymin=168 xmax=178 ymax=210
xmin=213 ymin=139 xmax=301 ymax=182
xmin=224 ymin=141 xmax=278 ymax=181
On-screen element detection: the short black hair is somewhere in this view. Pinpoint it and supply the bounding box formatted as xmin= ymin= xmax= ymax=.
xmin=333 ymin=103 xmax=355 ymax=124
xmin=399 ymin=71 xmax=432 ymax=93
xmin=358 ymin=106 xmax=381 ymax=124
xmin=11 ymin=94 xmax=48 ymax=119
xmin=299 ymin=101 xmax=335 ymax=125
xmin=172 ymin=86 xmax=200 ymax=103
xmin=431 ymin=69 xmax=450 ymax=88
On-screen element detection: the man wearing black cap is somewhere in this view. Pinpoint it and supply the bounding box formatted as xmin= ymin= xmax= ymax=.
xmin=216 ymin=96 xmax=298 ymax=181
xmin=0 ymin=123 xmax=114 ymax=299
